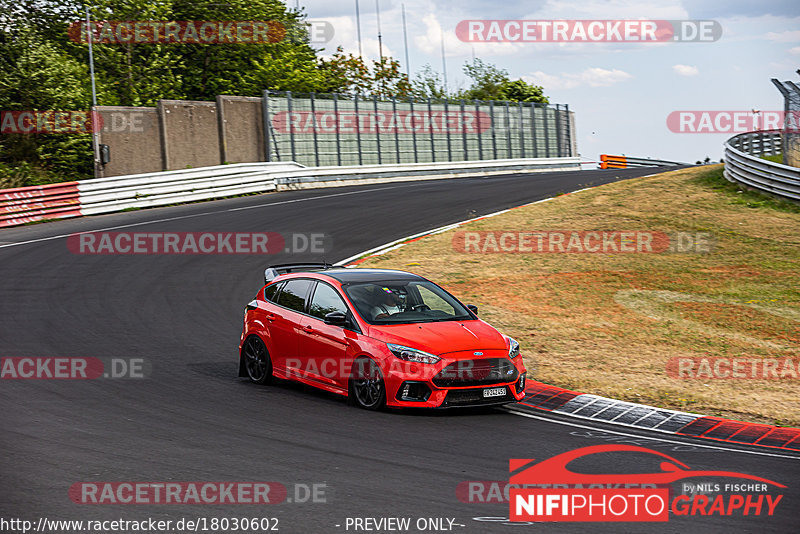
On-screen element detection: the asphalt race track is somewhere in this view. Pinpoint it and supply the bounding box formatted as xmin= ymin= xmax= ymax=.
xmin=1 ymin=168 xmax=798 ymax=533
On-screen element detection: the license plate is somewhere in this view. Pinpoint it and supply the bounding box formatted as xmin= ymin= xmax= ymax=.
xmin=483 ymin=387 xmax=506 ymax=398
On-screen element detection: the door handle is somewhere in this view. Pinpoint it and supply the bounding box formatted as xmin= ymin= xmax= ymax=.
xmin=302 ymin=325 xmax=314 ymax=333
xmin=266 ymin=313 xmax=276 ymax=322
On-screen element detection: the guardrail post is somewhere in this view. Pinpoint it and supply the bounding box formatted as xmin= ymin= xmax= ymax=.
xmin=374 ymin=95 xmax=382 ymax=165
xmin=444 ymin=98 xmax=452 ymax=162
xmin=410 ymin=97 xmax=418 ymax=163
xmin=310 ymin=92 xmax=320 ymax=167
xmin=334 ymin=93 xmax=342 ymax=166
xmin=286 ymin=91 xmax=296 ymax=163
xmin=505 ymin=101 xmax=512 ymax=158
xmin=461 ymin=99 xmax=468 ymax=160
xmin=518 ymin=101 xmax=525 ymax=159
xmin=428 ymin=97 xmax=436 ymax=162
xmin=355 ymin=93 xmax=363 ymax=165
xmin=555 ymin=104 xmax=563 ymax=157
xmin=490 ymin=101 xmax=497 ymax=160
xmin=530 ymin=104 xmax=538 ymax=158
xmin=392 ymin=96 xmax=400 ymax=163
xmin=543 ymin=105 xmax=551 ymax=158
xmin=475 ymin=100 xmax=483 ymax=160
xmin=262 ymin=90 xmax=271 ymax=162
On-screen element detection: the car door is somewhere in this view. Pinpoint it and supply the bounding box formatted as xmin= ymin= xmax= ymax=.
xmin=268 ymin=278 xmax=313 ymax=374
xmin=299 ymin=281 xmax=357 ymax=388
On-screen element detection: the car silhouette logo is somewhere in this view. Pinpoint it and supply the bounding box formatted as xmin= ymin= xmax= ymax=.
xmin=510 ymin=445 xmax=786 ymax=487
xmin=474 ymin=351 xmax=483 ymax=356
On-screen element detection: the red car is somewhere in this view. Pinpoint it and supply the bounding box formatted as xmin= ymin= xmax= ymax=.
xmin=239 ymin=264 xmax=527 ymax=409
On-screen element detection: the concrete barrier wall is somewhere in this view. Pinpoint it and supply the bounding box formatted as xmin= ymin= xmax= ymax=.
xmin=96 ymin=106 xmax=162 ymax=178
xmin=158 ymin=100 xmax=221 ymax=171
xmin=217 ymin=96 xmax=265 ymax=164
xmin=93 ymin=95 xmax=579 ymax=177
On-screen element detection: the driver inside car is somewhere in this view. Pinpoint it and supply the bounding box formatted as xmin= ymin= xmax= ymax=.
xmin=371 ymin=287 xmax=403 ymax=320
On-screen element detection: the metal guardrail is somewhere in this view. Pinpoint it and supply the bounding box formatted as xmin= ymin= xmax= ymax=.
xmin=724 ymin=130 xmax=800 ymax=201
xmin=0 ymin=162 xmax=301 ymax=228
xmin=0 ymin=182 xmax=81 ymax=227
xmin=0 ymin=157 xmax=580 ymax=227
xmin=600 ymin=154 xmax=686 ymax=169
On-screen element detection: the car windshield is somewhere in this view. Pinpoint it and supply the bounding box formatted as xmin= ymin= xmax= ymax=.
xmin=343 ymin=280 xmax=472 ymax=325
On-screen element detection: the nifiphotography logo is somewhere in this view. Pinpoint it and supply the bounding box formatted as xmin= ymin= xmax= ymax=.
xmin=509 ymin=445 xmax=785 ymax=522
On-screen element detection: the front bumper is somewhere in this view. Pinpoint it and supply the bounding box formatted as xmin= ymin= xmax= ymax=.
xmin=381 ymin=350 xmax=527 ymax=408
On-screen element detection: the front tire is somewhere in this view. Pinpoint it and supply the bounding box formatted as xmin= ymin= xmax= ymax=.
xmin=349 ymin=358 xmax=386 ymax=410
xmin=242 ymin=336 xmax=272 ymax=384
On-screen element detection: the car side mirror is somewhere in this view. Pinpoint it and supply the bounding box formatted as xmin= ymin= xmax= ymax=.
xmin=324 ymin=311 xmax=347 ymax=326
xmin=467 ymin=304 xmax=478 ymax=315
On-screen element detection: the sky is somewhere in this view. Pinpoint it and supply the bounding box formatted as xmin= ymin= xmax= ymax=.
xmin=292 ymin=0 xmax=799 ymax=164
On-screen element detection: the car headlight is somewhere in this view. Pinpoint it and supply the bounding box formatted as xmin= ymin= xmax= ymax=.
xmin=387 ymin=343 xmax=441 ymax=364
xmin=508 ymin=337 xmax=521 ymax=359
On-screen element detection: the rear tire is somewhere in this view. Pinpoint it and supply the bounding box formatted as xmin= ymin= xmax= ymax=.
xmin=242 ymin=336 xmax=272 ymax=385
xmin=349 ymin=358 xmax=386 ymax=410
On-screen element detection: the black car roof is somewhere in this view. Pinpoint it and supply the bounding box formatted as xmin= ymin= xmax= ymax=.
xmin=318 ymin=268 xmax=425 ymax=283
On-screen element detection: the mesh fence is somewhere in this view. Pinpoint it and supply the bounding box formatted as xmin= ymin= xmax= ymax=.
xmin=264 ymin=91 xmax=573 ymax=166
xmin=781 ymin=84 xmax=799 ymax=168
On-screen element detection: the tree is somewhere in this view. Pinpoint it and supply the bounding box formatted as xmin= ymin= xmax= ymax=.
xmin=458 ymin=58 xmax=549 ymax=103
xmin=459 ymin=58 xmax=508 ymax=101
xmin=317 ymin=47 xmax=411 ymax=98
xmin=410 ymin=64 xmax=448 ymax=100
xmin=0 ymin=25 xmax=93 ymax=178
xmin=501 ymin=79 xmax=548 ymax=103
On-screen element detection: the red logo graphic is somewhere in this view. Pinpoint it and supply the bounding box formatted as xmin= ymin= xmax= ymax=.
xmin=509 ymin=445 xmax=784 ymax=522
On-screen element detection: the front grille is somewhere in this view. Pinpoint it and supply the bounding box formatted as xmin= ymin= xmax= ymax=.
xmin=443 ymin=388 xmax=514 ymax=407
xmin=433 ymin=358 xmax=518 ymax=387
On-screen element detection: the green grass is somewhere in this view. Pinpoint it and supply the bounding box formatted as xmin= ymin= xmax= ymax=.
xmin=692 ymin=166 xmax=800 ymax=213
xmin=760 ymin=154 xmax=783 ymax=164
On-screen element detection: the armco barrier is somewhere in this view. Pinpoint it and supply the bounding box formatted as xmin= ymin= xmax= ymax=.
xmin=0 ymin=157 xmax=581 ymax=228
xmin=271 ymin=157 xmax=580 ymax=189
xmin=724 ymin=130 xmax=800 ymax=201
xmin=0 ymin=182 xmax=82 ymax=228
xmin=0 ymin=162 xmax=301 ymax=227
xmin=600 ymin=154 xmax=685 ymax=169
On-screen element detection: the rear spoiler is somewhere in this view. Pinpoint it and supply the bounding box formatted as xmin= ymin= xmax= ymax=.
xmin=264 ymin=263 xmax=334 ymax=284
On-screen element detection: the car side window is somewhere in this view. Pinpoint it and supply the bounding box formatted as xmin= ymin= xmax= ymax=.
xmin=276 ymin=279 xmax=312 ymax=313
xmin=309 ymin=282 xmax=348 ymax=320
xmin=263 ymin=281 xmax=283 ymax=302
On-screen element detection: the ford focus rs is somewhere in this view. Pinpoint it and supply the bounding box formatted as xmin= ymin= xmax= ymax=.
xmin=239 ymin=264 xmax=527 ymax=409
